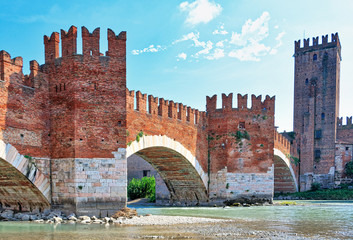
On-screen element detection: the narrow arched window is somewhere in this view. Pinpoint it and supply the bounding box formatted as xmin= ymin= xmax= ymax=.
xmin=321 ymin=113 xmax=325 ymax=120
xmin=305 ymin=78 xmax=309 ymax=85
xmin=313 ymin=54 xmax=317 ymax=61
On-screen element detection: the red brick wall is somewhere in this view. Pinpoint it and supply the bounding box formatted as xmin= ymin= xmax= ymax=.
xmin=207 ymin=93 xmax=275 ymax=174
xmin=0 ymin=51 xmax=50 ymax=158
xmin=293 ymin=34 xmax=341 ymax=180
xmin=126 ymin=89 xmax=208 ymax=171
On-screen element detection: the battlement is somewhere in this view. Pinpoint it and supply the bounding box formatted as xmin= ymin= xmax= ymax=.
xmin=338 ymin=116 xmax=353 ymax=129
xmin=294 ymin=33 xmax=341 ymax=55
xmin=0 ymin=50 xmax=23 ymax=67
xmin=274 ymin=130 xmax=299 ymax=161
xmin=126 ymin=88 xmax=205 ymax=125
xmin=206 ymin=93 xmax=275 ymax=113
xmin=44 ymin=26 xmax=126 ymax=63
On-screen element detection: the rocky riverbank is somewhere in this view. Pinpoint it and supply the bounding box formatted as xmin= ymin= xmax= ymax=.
xmin=0 ymin=208 xmax=231 ymax=226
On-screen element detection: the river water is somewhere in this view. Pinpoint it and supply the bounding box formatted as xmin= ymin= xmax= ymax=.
xmin=0 ymin=200 xmax=352 ymax=239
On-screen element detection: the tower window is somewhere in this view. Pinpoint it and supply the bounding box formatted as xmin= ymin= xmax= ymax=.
xmin=313 ymin=54 xmax=317 ymax=61
xmin=315 ymin=149 xmax=321 ymax=159
xmin=315 ymin=130 xmax=322 ymax=139
xmin=238 ymin=121 xmax=245 ymax=129
xmin=321 ymin=113 xmax=325 ymax=120
xmin=305 ymin=78 xmax=309 ymax=85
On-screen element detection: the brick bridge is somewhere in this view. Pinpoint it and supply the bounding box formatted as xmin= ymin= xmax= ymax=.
xmin=0 ymin=26 xmax=299 ymax=216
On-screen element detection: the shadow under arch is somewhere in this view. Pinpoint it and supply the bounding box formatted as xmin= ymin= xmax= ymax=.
xmin=126 ymin=135 xmax=209 ymax=205
xmin=0 ymin=140 xmax=50 ymax=211
xmin=273 ymin=148 xmax=298 ymax=193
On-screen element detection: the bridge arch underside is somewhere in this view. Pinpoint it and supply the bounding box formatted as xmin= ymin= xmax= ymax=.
xmin=273 ymin=155 xmax=297 ymax=193
xmin=0 ymin=158 xmax=50 ymax=212
xmin=134 ymin=147 xmax=208 ymax=205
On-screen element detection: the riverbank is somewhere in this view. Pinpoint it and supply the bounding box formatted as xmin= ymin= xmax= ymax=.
xmin=274 ymin=188 xmax=353 ymax=200
xmin=1 ymin=201 xmax=352 ymax=239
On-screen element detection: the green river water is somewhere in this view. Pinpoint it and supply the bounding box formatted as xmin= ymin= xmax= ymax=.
xmin=0 ymin=200 xmax=352 ymax=239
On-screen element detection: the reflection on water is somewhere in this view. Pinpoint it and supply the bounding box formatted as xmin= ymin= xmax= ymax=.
xmin=0 ymin=200 xmax=352 ymax=239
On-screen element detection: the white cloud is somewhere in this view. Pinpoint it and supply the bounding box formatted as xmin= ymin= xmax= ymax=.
xmin=180 ymin=0 xmax=222 ymax=26
xmin=206 ymin=48 xmax=224 ymax=60
xmin=212 ymin=23 xmax=228 ymax=35
xmin=228 ymin=42 xmax=271 ymax=61
xmin=194 ymin=40 xmax=213 ymax=57
xmin=131 ymin=45 xmax=166 ymax=55
xmin=229 ymin=11 xmax=270 ymax=46
xmin=177 ymin=52 xmax=187 ymax=60
xmin=173 ymin=32 xmax=206 ymax=47
xmin=270 ymin=31 xmax=286 ymax=55
xmin=215 ymin=40 xmax=226 ymax=47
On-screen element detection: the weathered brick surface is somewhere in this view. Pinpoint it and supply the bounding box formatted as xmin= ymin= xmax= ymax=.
xmin=293 ymin=33 xmax=349 ymax=190
xmin=206 ymin=93 xmax=275 ymax=202
xmin=0 ymin=25 xmax=281 ymax=211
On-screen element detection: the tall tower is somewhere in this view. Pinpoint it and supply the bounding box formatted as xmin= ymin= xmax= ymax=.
xmin=293 ymin=33 xmax=341 ymax=191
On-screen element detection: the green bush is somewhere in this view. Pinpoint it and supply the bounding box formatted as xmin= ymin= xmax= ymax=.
xmin=127 ymin=176 xmax=156 ymax=202
xmin=311 ymin=182 xmax=321 ymax=191
xmin=345 ymin=161 xmax=353 ymax=177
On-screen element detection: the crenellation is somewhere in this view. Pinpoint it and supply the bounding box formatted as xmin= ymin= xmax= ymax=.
xmin=187 ymin=107 xmax=195 ymax=124
xmin=82 ymin=27 xmax=100 ymax=57
xmin=237 ymin=94 xmax=248 ymax=109
xmin=312 ymin=36 xmax=319 ymax=46
xmin=251 ymin=94 xmax=262 ymax=110
xmin=294 ymin=32 xmax=341 ymax=56
xmin=178 ymin=103 xmax=187 ymax=122
xmin=126 ymin=89 xmax=135 ymax=111
xmin=136 ymin=91 xmax=147 ymax=113
xmin=168 ymin=101 xmax=178 ymax=119
xmin=44 ymin=32 xmax=59 ymax=63
xmin=222 ymin=93 xmax=233 ymax=110
xmin=107 ymin=29 xmax=126 ymax=58
xmin=206 ymin=94 xmax=217 ymax=112
xmin=148 ymin=95 xmax=158 ymax=115
xmin=61 ymin=26 xmax=77 ymax=58
xmin=158 ymin=98 xmax=169 ymax=118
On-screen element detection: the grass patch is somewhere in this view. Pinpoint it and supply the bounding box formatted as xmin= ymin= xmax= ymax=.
xmin=275 ymin=188 xmax=353 ymax=200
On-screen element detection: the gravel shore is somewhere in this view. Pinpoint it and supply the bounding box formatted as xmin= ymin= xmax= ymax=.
xmin=120 ymin=214 xmax=233 ymax=225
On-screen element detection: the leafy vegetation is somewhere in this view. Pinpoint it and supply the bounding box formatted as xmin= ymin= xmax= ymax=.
xmin=345 ymin=161 xmax=353 ymax=177
xmin=127 ymin=176 xmax=156 ymax=202
xmin=275 ymin=186 xmax=353 ymax=200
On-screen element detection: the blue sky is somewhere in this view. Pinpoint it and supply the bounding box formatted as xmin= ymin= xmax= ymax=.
xmin=0 ymin=0 xmax=352 ymax=131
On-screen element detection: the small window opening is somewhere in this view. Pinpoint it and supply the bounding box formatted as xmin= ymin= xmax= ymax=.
xmin=321 ymin=113 xmax=325 ymax=120
xmin=55 ymin=85 xmax=58 ymax=92
xmin=143 ymin=170 xmax=150 ymax=177
xmin=238 ymin=122 xmax=245 ymax=129
xmin=313 ymin=54 xmax=317 ymax=61
xmin=315 ymin=130 xmax=322 ymax=139
xmin=346 ymin=147 xmax=349 ymax=151
xmin=118 ymin=121 xmax=122 ymax=127
xmin=305 ymin=78 xmax=309 ymax=85
xmin=90 ymin=50 xmax=93 ymax=56
xmin=64 ymin=83 xmax=66 ymax=91
xmin=20 ymin=134 xmax=24 ymax=138
xmin=59 ymin=84 xmax=62 ymax=91
xmin=315 ymin=149 xmax=321 ymax=159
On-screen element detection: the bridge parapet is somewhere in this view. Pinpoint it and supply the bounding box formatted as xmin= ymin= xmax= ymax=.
xmin=126 ymin=88 xmax=206 ymax=126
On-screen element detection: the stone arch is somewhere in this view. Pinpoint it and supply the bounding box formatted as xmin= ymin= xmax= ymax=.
xmin=126 ymin=135 xmax=208 ymax=204
xmin=0 ymin=140 xmax=50 ymax=211
xmin=273 ymin=148 xmax=298 ymax=193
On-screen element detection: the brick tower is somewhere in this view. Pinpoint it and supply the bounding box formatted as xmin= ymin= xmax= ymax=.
xmin=293 ymin=33 xmax=341 ymax=191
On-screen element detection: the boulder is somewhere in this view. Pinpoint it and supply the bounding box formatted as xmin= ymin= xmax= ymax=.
xmin=21 ymin=214 xmax=30 ymax=221
xmin=53 ymin=216 xmax=62 ymax=223
xmin=1 ymin=210 xmax=14 ymax=219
